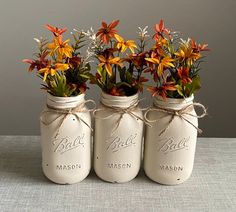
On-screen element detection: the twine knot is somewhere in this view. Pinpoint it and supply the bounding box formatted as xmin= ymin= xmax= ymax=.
xmin=144 ymin=102 xmax=207 ymax=136
xmin=40 ymin=99 xmax=96 ymax=139
xmin=93 ymin=99 xmax=151 ymax=135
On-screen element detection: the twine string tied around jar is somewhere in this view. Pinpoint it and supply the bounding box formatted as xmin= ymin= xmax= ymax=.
xmin=93 ymin=99 xmax=152 ymax=135
xmin=144 ymin=102 xmax=207 ymax=136
xmin=40 ymin=99 xmax=96 ymax=139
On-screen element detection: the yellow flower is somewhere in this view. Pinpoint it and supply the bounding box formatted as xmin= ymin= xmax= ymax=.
xmin=48 ymin=37 xmax=73 ymax=60
xmin=145 ymin=55 xmax=174 ymax=76
xmin=175 ymin=42 xmax=201 ymax=67
xmin=114 ymin=34 xmax=137 ymax=53
xmin=38 ymin=62 xmax=69 ymax=81
xmin=97 ymin=55 xmax=122 ymax=76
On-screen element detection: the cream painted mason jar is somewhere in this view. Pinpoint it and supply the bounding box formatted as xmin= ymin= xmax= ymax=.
xmin=40 ymin=93 xmax=92 ymax=184
xmin=93 ymin=92 xmax=144 ymax=183
xmin=144 ymin=95 xmax=204 ymax=185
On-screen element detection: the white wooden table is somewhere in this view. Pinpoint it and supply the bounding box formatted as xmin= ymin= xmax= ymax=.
xmin=0 ymin=136 xmax=235 ymax=212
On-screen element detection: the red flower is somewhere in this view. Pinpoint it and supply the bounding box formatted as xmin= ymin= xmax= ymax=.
xmin=109 ymin=87 xmax=123 ymax=96
xmin=132 ymin=76 xmax=149 ymax=92
xmin=96 ymin=20 xmax=119 ymax=44
xmin=78 ymin=83 xmax=87 ymax=93
xmin=125 ymin=52 xmax=147 ymax=69
xmin=191 ymin=39 xmax=209 ymax=52
xmin=22 ymin=51 xmax=48 ymax=72
xmin=177 ymin=67 xmax=192 ymax=85
xmin=45 ymin=24 xmax=67 ymax=37
xmin=153 ymin=19 xmax=170 ymax=40
xmin=68 ymin=56 xmax=81 ymax=68
xmin=147 ymin=82 xmax=176 ymax=99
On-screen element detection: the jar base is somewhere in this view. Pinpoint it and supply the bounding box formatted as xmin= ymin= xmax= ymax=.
xmin=94 ymin=168 xmax=139 ymax=183
xmin=42 ymin=166 xmax=90 ymax=185
xmin=144 ymin=169 xmax=192 ymax=185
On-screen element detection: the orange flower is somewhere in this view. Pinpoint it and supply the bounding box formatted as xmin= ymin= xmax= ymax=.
xmin=97 ymin=55 xmax=122 ymax=76
xmin=147 ymin=82 xmax=176 ymax=99
xmin=96 ymin=20 xmax=119 ymax=44
xmin=45 ymin=24 xmax=67 ymax=37
xmin=177 ymin=67 xmax=192 ymax=85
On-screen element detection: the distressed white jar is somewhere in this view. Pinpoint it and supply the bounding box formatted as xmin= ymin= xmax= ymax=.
xmin=93 ymin=92 xmax=144 ymax=183
xmin=40 ymin=93 xmax=92 ymax=184
xmin=144 ymin=95 xmax=199 ymax=185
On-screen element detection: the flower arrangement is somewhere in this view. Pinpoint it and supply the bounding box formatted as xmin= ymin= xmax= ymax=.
xmin=145 ymin=20 xmax=209 ymax=99
xmin=84 ymin=20 xmax=149 ymax=96
xmin=23 ymin=24 xmax=91 ymax=97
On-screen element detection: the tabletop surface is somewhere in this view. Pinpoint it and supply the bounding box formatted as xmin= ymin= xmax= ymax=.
xmin=0 ymin=136 xmax=235 ymax=212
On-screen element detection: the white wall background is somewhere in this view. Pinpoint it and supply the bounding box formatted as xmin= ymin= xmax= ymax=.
xmin=0 ymin=0 xmax=235 ymax=137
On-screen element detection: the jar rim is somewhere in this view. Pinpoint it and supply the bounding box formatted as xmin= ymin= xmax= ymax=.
xmin=46 ymin=93 xmax=85 ymax=109
xmin=101 ymin=91 xmax=139 ymax=108
xmin=153 ymin=95 xmax=194 ymax=109
xmin=47 ymin=93 xmax=85 ymax=102
xmin=154 ymin=95 xmax=194 ymax=104
xmin=101 ymin=91 xmax=139 ymax=100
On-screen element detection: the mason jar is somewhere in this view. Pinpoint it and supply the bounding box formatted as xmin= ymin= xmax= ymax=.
xmin=93 ymin=92 xmax=144 ymax=183
xmin=144 ymin=95 xmax=200 ymax=185
xmin=40 ymin=93 xmax=92 ymax=184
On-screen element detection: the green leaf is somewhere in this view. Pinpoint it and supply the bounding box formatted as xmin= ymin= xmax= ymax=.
xmin=176 ymin=84 xmax=184 ymax=97
xmin=79 ymin=73 xmax=90 ymax=79
xmin=118 ymin=66 xmax=126 ymax=82
xmin=126 ymin=71 xmax=133 ymax=84
xmin=189 ymin=75 xmax=201 ymax=95
xmin=116 ymin=82 xmax=132 ymax=88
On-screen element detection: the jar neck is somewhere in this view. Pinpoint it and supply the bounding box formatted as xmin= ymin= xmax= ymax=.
xmin=100 ymin=92 xmax=139 ymax=108
xmin=46 ymin=93 xmax=85 ymax=109
xmin=153 ymin=95 xmax=194 ymax=110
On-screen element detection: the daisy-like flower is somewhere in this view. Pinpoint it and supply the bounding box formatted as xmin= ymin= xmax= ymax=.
xmin=153 ymin=19 xmax=171 ymax=40
xmin=124 ymin=52 xmax=147 ymax=69
xmin=191 ymin=38 xmax=209 ymax=52
xmin=47 ymin=37 xmax=73 ymax=60
xmin=96 ymin=20 xmax=119 ymax=44
xmin=22 ymin=51 xmax=49 ymax=72
xmin=114 ymin=34 xmax=137 ymax=53
xmin=38 ymin=61 xmax=69 ymax=81
xmin=147 ymin=82 xmax=176 ymax=99
xmin=177 ymin=67 xmax=192 ymax=85
xmin=45 ymin=24 xmax=67 ymax=37
xmin=145 ymin=53 xmax=175 ymax=76
xmin=110 ymin=87 xmax=124 ymax=96
xmin=175 ymin=39 xmax=201 ymax=67
xmin=97 ymin=54 xmax=122 ymax=76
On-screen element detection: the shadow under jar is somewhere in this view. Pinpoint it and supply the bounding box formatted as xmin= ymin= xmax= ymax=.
xmin=40 ymin=93 xmax=92 ymax=184
xmin=93 ymin=92 xmax=144 ymax=183
xmin=144 ymin=95 xmax=199 ymax=185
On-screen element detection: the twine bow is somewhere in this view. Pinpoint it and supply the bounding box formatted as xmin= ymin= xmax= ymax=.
xmin=40 ymin=99 xmax=96 ymax=139
xmin=144 ymin=102 xmax=207 ymax=136
xmin=93 ymin=99 xmax=151 ymax=135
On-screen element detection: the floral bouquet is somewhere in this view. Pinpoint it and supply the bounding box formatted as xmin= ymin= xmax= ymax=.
xmin=145 ymin=20 xmax=209 ymax=99
xmin=83 ymin=20 xmax=149 ymax=96
xmin=23 ymin=24 xmax=91 ymax=97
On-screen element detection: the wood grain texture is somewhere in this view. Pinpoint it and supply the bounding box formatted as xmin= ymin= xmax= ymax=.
xmin=0 ymin=136 xmax=235 ymax=212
